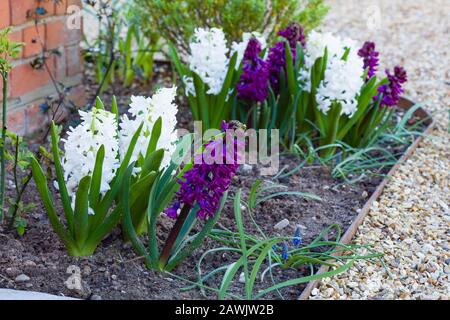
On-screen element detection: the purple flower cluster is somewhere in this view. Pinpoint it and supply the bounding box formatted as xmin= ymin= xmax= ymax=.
xmin=358 ymin=41 xmax=379 ymax=80
xmin=165 ymin=121 xmax=244 ymax=220
xmin=277 ymin=22 xmax=306 ymax=55
xmin=237 ymin=38 xmax=270 ymax=102
xmin=267 ymin=23 xmax=306 ymax=91
xmin=376 ymin=66 xmax=407 ymax=107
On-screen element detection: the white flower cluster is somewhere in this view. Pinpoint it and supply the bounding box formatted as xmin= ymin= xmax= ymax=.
xmin=60 ymin=87 xmax=179 ymax=210
xmin=188 ymin=28 xmax=230 ymax=95
xmin=119 ymin=87 xmax=178 ymax=169
xmin=185 ymin=28 xmax=266 ymax=96
xmin=61 ymin=108 xmax=119 ymax=199
xmin=299 ymin=31 xmax=364 ymax=117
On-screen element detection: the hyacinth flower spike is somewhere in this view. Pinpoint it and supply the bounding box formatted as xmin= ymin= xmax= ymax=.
xmin=123 ymin=121 xmax=245 ymax=271
xmin=352 ymin=65 xmax=407 ymax=148
xmin=30 ymin=107 xmax=145 ymax=256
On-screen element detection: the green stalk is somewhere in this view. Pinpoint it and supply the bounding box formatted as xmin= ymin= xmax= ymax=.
xmin=320 ymin=103 xmax=341 ymax=158
xmin=159 ymin=204 xmax=192 ymax=270
xmin=0 ymin=72 xmax=8 ymax=222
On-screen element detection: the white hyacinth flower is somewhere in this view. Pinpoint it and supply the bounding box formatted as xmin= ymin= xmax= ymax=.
xmin=231 ymin=31 xmax=267 ymax=69
xmin=61 ymin=108 xmax=120 ymax=207
xmin=119 ymin=87 xmax=179 ymax=171
xmin=182 ymin=75 xmax=196 ymax=97
xmin=188 ymin=28 xmax=230 ymax=95
xmin=300 ymin=31 xmax=364 ymax=117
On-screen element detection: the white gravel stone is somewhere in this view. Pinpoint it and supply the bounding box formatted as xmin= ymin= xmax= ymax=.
xmin=14 ymin=274 xmax=30 ymax=283
xmin=274 ymin=219 xmax=290 ymax=230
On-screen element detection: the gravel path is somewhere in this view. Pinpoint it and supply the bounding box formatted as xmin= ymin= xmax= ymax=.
xmin=310 ymin=0 xmax=450 ymax=300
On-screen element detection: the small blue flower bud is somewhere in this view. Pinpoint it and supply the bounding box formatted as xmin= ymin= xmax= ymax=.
xmin=281 ymin=241 xmax=289 ymax=260
xmin=292 ymin=225 xmax=302 ymax=247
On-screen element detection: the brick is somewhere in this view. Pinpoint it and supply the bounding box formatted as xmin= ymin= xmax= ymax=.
xmin=46 ymin=17 xmax=81 ymax=49
xmin=11 ymin=0 xmax=55 ymax=26
xmin=55 ymin=0 xmax=67 ymax=15
xmin=24 ymin=101 xmax=50 ymax=135
xmin=10 ymin=61 xmax=53 ymax=97
xmin=66 ymin=84 xmax=85 ymax=108
xmin=0 ymin=0 xmax=11 ymax=29
xmin=23 ymin=23 xmax=45 ymax=58
xmin=45 ymin=18 xmax=64 ymax=49
xmin=10 ymin=0 xmax=35 ymax=25
xmin=52 ymin=48 xmax=66 ymax=81
xmin=67 ymin=0 xmax=82 ymax=7
xmin=65 ymin=44 xmax=83 ymax=76
xmin=6 ymin=108 xmax=26 ymax=136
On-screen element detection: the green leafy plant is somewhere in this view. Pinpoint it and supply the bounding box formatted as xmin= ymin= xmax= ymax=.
xmin=124 ymin=122 xmax=245 ymax=271
xmin=3 ymin=131 xmax=35 ymax=235
xmin=237 ymin=27 xmax=410 ymax=162
xmin=83 ymin=0 xmax=160 ymax=96
xmin=30 ymin=119 xmax=143 ymax=256
xmin=0 ymin=28 xmax=23 ymax=222
xmin=135 ymin=0 xmax=328 ymax=54
xmin=179 ymin=188 xmax=383 ymax=299
xmin=123 ymin=135 xmax=218 ymax=271
xmin=169 ymin=41 xmax=240 ymax=130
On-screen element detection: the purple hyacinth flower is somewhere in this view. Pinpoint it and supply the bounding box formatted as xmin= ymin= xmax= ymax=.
xmin=237 ymin=38 xmax=270 ymax=102
xmin=376 ymin=66 xmax=407 ymax=108
xmin=165 ymin=200 xmax=180 ymax=219
xmin=267 ymin=41 xmax=286 ymax=92
xmin=165 ymin=121 xmax=244 ymax=220
xmin=358 ymin=41 xmax=379 ymax=80
xmin=278 ymin=22 xmax=306 ymax=54
xmin=267 ymin=23 xmax=306 ymax=91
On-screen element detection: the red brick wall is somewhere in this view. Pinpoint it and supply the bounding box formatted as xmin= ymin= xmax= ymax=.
xmin=1 ymin=0 xmax=85 ymax=136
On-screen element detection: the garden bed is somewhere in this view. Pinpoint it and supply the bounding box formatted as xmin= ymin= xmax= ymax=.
xmin=0 ymin=86 xmax=433 ymax=300
xmin=298 ymin=98 xmax=435 ymax=300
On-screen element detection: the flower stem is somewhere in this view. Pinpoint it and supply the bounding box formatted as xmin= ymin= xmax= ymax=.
xmin=0 ymin=73 xmax=8 ymax=222
xmin=159 ymin=204 xmax=191 ymax=270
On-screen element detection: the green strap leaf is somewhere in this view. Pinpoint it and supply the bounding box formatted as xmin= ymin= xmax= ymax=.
xmin=30 ymin=156 xmax=74 ymax=248
xmin=145 ymin=117 xmax=162 ymax=158
xmin=193 ymin=73 xmax=210 ymax=129
xmin=142 ymin=149 xmax=164 ymax=177
xmin=88 ymin=145 xmax=105 ymax=210
xmin=87 ymin=164 xmax=136 ymax=252
xmin=93 ymin=123 xmax=144 ymax=228
xmin=95 ymin=96 xmax=105 ymax=110
xmin=212 ymin=51 xmax=238 ymax=128
xmin=111 ymin=96 xmax=119 ymax=123
xmin=73 ymin=176 xmax=91 ymax=246
xmin=254 ymin=260 xmax=354 ymax=299
xmin=50 ymin=122 xmax=74 ymax=233
xmin=165 ymin=192 xmax=228 ymax=271
xmin=285 ymin=41 xmax=296 ymax=96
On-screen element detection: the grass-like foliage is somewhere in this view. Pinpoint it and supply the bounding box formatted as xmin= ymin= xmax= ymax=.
xmin=174 ymin=187 xmax=383 ymax=300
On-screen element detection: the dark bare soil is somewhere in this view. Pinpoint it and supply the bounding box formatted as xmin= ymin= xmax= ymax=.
xmin=0 ymin=63 xmax=422 ymax=300
xmin=0 ymin=155 xmax=380 ymax=300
